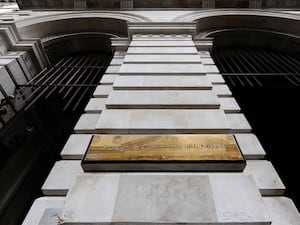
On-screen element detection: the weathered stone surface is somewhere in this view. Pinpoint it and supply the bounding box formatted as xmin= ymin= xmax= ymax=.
xmin=60 ymin=174 xmax=270 ymax=224
xmin=96 ymin=109 xmax=231 ymax=134
xmin=124 ymin=54 xmax=201 ymax=63
xmin=234 ymin=133 xmax=266 ymax=159
xmin=105 ymin=66 xmax=120 ymax=73
xmin=226 ymin=113 xmax=252 ymax=133
xmin=244 ymin=160 xmax=285 ymax=195
xmin=110 ymin=58 xmax=124 ymax=65
xmin=105 ymin=90 xmax=220 ymax=109
xmin=22 ymin=197 xmax=65 ymax=225
xmin=204 ymin=64 xmax=220 ymax=73
xmin=61 ymin=134 xmax=92 ymax=159
xmin=263 ymin=197 xmax=300 ymax=225
xmin=113 ymin=75 xmax=212 ymax=90
xmin=206 ymin=74 xmax=225 ymax=84
xmin=38 ymin=208 xmax=61 ymax=225
xmin=119 ymin=63 xmax=206 ymax=75
xmin=93 ymin=85 xmax=113 ymax=98
xmin=202 ymin=57 xmax=215 ymax=64
xmin=127 ymin=47 xmax=198 ymax=54
xmin=42 ymin=160 xmax=84 ymax=196
xmin=74 ymin=114 xmax=100 ymax=134
xmin=85 ymin=98 xmax=107 ymax=113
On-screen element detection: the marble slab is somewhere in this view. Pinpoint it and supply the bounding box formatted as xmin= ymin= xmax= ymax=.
xmin=263 ymin=197 xmax=300 ymax=225
xmin=85 ymin=98 xmax=107 ymax=113
xmin=42 ymin=161 xmax=84 ymax=196
xmin=218 ymin=97 xmax=241 ymax=113
xmin=119 ymin=63 xmax=206 ymax=75
xmin=212 ymin=84 xmax=232 ymax=97
xmin=113 ymin=76 xmax=212 ymax=90
xmin=234 ymin=133 xmax=266 ymax=159
xmin=123 ymin=54 xmax=201 ymax=63
xmin=60 ymin=174 xmax=270 ymax=224
xmin=130 ymin=40 xmax=194 ymax=47
xmin=74 ymin=114 xmax=100 ymax=134
xmin=127 ymin=47 xmax=198 ymax=54
xmin=226 ymin=113 xmax=252 ymax=133
xmin=93 ymin=85 xmax=113 ymax=98
xmin=96 ymin=109 xmax=231 ymax=134
xmin=244 ymin=160 xmax=285 ymax=196
xmin=105 ymin=90 xmax=220 ymax=109
xmin=60 ymin=134 xmax=92 ymax=159
xmin=42 ymin=160 xmax=283 ymax=197
xmin=100 ymin=74 xmax=118 ymax=84
xmin=22 ymin=197 xmax=65 ymax=225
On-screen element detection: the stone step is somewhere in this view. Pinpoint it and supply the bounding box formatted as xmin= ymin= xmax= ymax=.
xmin=60 ymin=174 xmax=270 ymax=224
xmin=202 ymin=57 xmax=215 ymax=65
xmin=21 ymin=197 xmax=65 ymax=225
xmin=100 ymin=74 xmax=119 ymax=84
xmin=41 ymin=160 xmax=285 ymax=197
xmin=263 ymin=197 xmax=300 ymax=225
xmin=60 ymin=134 xmax=92 ymax=159
xmin=130 ymin=40 xmax=195 ymax=47
xmin=234 ymin=133 xmax=266 ymax=159
xmin=84 ymin=98 xmax=107 ymax=113
xmin=127 ymin=47 xmax=198 ymax=54
xmin=105 ymin=90 xmax=220 ymax=109
xmin=123 ymin=54 xmax=202 ymax=63
xmin=96 ymin=109 xmax=231 ymax=134
xmin=105 ymin=65 xmax=120 ymax=73
xmin=119 ymin=63 xmax=206 ymax=75
xmin=218 ymin=97 xmax=241 ymax=113
xmin=60 ymin=133 xmax=266 ymax=160
xmin=113 ymin=75 xmax=212 ymax=90
xmin=204 ymin=64 xmax=220 ymax=73
xmin=207 ymin=74 xmax=225 ymax=84
xmin=74 ymin=114 xmax=100 ymax=134
xmin=212 ymin=84 xmax=232 ymax=97
xmin=93 ymin=85 xmax=113 ymax=98
xmin=226 ymin=113 xmax=252 ymax=133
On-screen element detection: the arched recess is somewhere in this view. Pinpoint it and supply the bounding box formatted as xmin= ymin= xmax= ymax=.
xmin=16 ymin=11 xmax=150 ymax=39
xmin=174 ymin=10 xmax=300 ymax=37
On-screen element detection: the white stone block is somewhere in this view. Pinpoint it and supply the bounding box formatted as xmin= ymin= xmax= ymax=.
xmin=60 ymin=134 xmax=92 ymax=159
xmin=119 ymin=63 xmax=206 ymax=75
xmin=202 ymin=58 xmax=215 ymax=64
xmin=198 ymin=51 xmax=211 ymax=58
xmin=105 ymin=90 xmax=220 ymax=109
xmin=42 ymin=160 xmax=83 ymax=196
xmin=22 ymin=197 xmax=65 ymax=225
xmin=130 ymin=40 xmax=194 ymax=47
xmin=204 ymin=65 xmax=220 ymax=73
xmin=60 ymin=174 xmax=270 ymax=224
xmin=74 ymin=114 xmax=100 ymax=134
xmin=123 ymin=54 xmax=202 ymax=63
xmin=263 ymin=197 xmax=300 ymax=225
xmin=212 ymin=84 xmax=232 ymax=97
xmin=85 ymin=98 xmax=107 ymax=113
xmin=244 ymin=160 xmax=285 ymax=196
xmin=206 ymin=74 xmax=225 ymax=84
xmin=218 ymin=97 xmax=241 ymax=113
xmin=234 ymin=133 xmax=266 ymax=159
xmin=127 ymin=47 xmax=198 ymax=54
xmin=100 ymin=74 xmax=118 ymax=84
xmin=113 ymin=76 xmax=212 ymax=90
xmin=93 ymin=85 xmax=113 ymax=98
xmin=105 ymin=66 xmax=120 ymax=73
xmin=226 ymin=113 xmax=252 ymax=133
xmin=96 ymin=109 xmax=231 ymax=134
xmin=110 ymin=58 xmax=124 ymax=65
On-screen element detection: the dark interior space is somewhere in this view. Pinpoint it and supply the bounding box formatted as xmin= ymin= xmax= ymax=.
xmin=0 ymin=52 xmax=111 ymax=225
xmin=212 ymin=46 xmax=300 ymax=211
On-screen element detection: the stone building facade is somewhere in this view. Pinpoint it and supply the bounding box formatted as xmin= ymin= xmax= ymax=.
xmin=0 ymin=1 xmax=299 ymax=225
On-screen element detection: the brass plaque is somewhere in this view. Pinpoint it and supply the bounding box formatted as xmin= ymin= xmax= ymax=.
xmin=84 ymin=134 xmax=243 ymax=161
